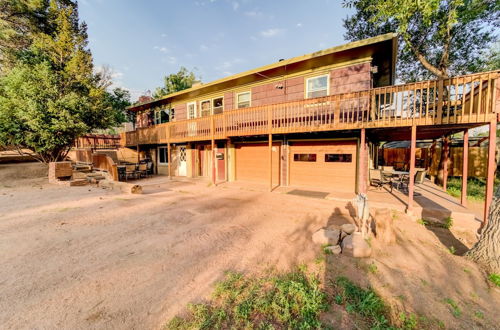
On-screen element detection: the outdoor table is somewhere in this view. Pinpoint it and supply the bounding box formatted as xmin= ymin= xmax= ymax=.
xmin=382 ymin=171 xmax=410 ymax=191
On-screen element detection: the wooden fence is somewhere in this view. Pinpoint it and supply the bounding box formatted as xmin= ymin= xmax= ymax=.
xmin=74 ymin=134 xmax=121 ymax=150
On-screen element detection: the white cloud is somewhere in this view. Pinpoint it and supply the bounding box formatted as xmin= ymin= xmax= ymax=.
xmin=296 ymin=22 xmax=303 ymax=28
xmin=153 ymin=46 xmax=169 ymax=53
xmin=162 ymin=56 xmax=177 ymax=64
xmin=200 ymin=44 xmax=210 ymax=51
xmin=260 ymin=28 xmax=285 ymax=38
xmin=232 ymin=1 xmax=239 ymax=11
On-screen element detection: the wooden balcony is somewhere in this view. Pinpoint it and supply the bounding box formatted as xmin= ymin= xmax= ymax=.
xmin=121 ymin=71 xmax=499 ymax=146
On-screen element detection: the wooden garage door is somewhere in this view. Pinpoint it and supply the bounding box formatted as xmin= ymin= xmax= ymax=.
xmin=235 ymin=143 xmax=280 ymax=185
xmin=289 ymin=141 xmax=357 ymax=192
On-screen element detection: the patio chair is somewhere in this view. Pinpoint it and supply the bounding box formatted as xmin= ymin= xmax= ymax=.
xmin=125 ymin=164 xmax=138 ymax=181
xmin=369 ymin=169 xmax=392 ymax=191
xmin=146 ymin=160 xmax=154 ymax=176
xmin=138 ymin=163 xmax=149 ymax=178
xmin=415 ymin=169 xmax=426 ymax=184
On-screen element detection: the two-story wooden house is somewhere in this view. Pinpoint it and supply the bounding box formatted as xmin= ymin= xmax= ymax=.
xmin=122 ymin=33 xmax=498 ymax=219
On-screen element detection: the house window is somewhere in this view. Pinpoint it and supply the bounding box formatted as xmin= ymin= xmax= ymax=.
xmin=187 ymin=102 xmax=196 ymax=119
xmin=306 ymin=74 xmax=329 ymax=98
xmin=325 ymin=153 xmax=352 ymax=163
xmin=237 ymin=92 xmax=251 ymax=108
xmin=213 ymin=97 xmax=224 ymax=114
xmin=154 ymin=108 xmax=170 ymax=124
xmin=158 ymin=147 xmax=168 ymax=165
xmin=293 ymin=153 xmax=317 ymax=162
xmin=200 ymin=100 xmax=211 ymax=117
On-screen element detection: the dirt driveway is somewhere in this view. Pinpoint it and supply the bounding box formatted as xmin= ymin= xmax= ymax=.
xmin=0 ymin=174 xmax=345 ymax=329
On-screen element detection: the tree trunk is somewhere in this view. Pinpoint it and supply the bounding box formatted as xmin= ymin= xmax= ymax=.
xmin=466 ymin=186 xmax=500 ymax=273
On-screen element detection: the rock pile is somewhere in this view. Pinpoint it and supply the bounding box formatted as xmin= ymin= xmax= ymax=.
xmin=312 ymin=223 xmax=372 ymax=258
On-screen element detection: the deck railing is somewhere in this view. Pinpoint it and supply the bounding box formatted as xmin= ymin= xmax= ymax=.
xmin=122 ymin=71 xmax=499 ymax=146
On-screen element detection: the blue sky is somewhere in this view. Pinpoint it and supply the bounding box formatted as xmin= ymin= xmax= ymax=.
xmin=79 ymin=0 xmax=354 ymax=101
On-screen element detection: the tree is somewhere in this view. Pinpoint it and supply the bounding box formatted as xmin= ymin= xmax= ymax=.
xmin=466 ymin=187 xmax=500 ymax=273
xmin=0 ymin=0 xmax=125 ymax=162
xmin=153 ymin=67 xmax=197 ymax=99
xmin=342 ymin=0 xmax=499 ymax=82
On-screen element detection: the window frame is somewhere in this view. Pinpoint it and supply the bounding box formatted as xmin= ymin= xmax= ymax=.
xmin=158 ymin=146 xmax=169 ymax=165
xmin=305 ymin=74 xmax=330 ymax=99
xmin=236 ymin=91 xmax=251 ymax=109
xmin=187 ymin=101 xmax=197 ymax=119
xmin=200 ymin=99 xmax=212 ymax=117
xmin=212 ymin=96 xmax=224 ymax=114
xmin=293 ymin=153 xmax=317 ymax=162
xmin=324 ymin=153 xmax=352 ymax=163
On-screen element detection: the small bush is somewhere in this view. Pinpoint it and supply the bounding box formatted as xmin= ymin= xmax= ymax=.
xmin=399 ymin=312 xmax=418 ymax=330
xmin=488 ymin=273 xmax=500 ymax=287
xmin=443 ymin=216 xmax=453 ymax=229
xmin=448 ymin=246 xmax=456 ymax=254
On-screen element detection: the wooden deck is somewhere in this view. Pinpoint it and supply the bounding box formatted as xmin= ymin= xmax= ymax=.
xmin=121 ymin=71 xmax=499 ymax=146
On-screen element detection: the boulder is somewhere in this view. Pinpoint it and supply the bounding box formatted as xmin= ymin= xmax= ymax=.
xmin=325 ymin=245 xmax=342 ymax=255
xmin=341 ymin=223 xmax=356 ymax=235
xmin=312 ymin=228 xmax=340 ymax=245
xmin=341 ymin=232 xmax=372 ymax=258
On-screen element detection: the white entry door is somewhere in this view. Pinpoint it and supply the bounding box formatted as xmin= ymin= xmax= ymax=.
xmin=178 ymin=146 xmax=187 ymax=176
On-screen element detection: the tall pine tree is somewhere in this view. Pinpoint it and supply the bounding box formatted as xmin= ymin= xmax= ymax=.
xmin=0 ymin=0 xmax=128 ymax=162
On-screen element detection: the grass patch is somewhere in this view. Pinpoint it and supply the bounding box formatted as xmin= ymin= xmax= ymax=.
xmin=446 ymin=176 xmax=500 ymax=202
xmin=332 ymin=276 xmax=392 ymax=328
xmin=448 ymin=246 xmax=456 ymax=255
xmin=399 ymin=312 xmax=418 ymax=330
xmin=166 ymin=267 xmax=328 ymax=329
xmin=444 ymin=298 xmax=462 ymax=318
xmin=488 ymin=273 xmax=500 ymax=287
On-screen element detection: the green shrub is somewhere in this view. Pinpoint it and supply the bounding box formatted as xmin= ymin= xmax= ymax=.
xmin=488 ymin=273 xmax=500 ymax=287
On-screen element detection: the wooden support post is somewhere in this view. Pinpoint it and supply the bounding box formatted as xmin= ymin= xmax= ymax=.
xmin=211 ymin=115 xmax=216 ymax=185
xmin=269 ymin=134 xmax=273 ymax=192
xmin=442 ymin=136 xmax=449 ymax=191
xmin=484 ymin=119 xmax=497 ymax=226
xmin=359 ymin=128 xmax=367 ymax=194
xmin=137 ymin=144 xmax=140 ymax=163
xmin=408 ymin=125 xmax=417 ymax=213
xmin=461 ymin=130 xmax=469 ymax=206
xmin=211 ymin=138 xmax=216 ymax=185
xmin=167 ymin=142 xmax=171 ymax=179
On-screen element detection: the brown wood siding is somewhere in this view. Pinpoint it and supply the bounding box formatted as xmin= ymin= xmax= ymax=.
xmin=235 ymin=143 xmax=280 ymax=185
xmin=289 ymin=141 xmax=357 ymax=192
xmin=330 ymin=62 xmax=371 ymax=95
xmin=175 ymin=103 xmax=187 ymax=121
xmin=224 ymin=92 xmax=234 ymax=110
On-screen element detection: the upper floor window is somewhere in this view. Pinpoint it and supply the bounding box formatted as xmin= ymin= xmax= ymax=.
xmin=200 ymin=100 xmax=211 ymax=117
xmin=237 ymin=92 xmax=251 ymax=108
xmin=213 ymin=97 xmax=224 ymax=114
xmin=154 ymin=108 xmax=170 ymax=124
xmin=187 ymin=102 xmax=196 ymax=119
xmin=306 ymin=74 xmax=329 ymax=98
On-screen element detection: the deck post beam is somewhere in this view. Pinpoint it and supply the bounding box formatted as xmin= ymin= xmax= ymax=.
xmin=442 ymin=136 xmax=450 ymax=191
xmin=483 ymin=118 xmax=497 ymax=226
xmin=211 ymin=116 xmax=216 ymax=185
xmin=461 ymin=129 xmax=469 ymax=206
xmin=269 ymin=134 xmax=273 ymax=192
xmin=407 ymin=125 xmax=417 ymax=213
xmin=137 ymin=144 xmax=140 ymax=163
xmin=359 ymin=128 xmax=367 ymax=194
xmin=167 ymin=142 xmax=171 ymax=179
